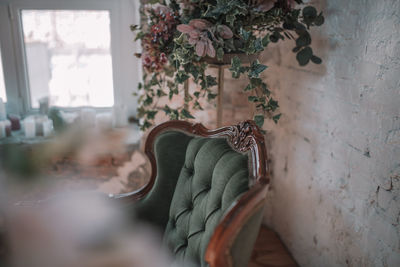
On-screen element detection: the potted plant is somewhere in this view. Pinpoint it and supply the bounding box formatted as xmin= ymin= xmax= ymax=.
xmin=132 ymin=0 xmax=324 ymax=130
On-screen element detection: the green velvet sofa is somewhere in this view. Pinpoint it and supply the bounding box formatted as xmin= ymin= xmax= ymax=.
xmin=113 ymin=120 xmax=270 ymax=267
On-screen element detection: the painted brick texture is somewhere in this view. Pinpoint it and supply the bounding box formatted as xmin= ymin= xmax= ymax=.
xmin=256 ymin=0 xmax=400 ymax=266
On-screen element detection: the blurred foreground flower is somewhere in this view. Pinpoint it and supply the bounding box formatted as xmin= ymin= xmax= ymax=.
xmin=2 ymin=193 xmax=176 ymax=267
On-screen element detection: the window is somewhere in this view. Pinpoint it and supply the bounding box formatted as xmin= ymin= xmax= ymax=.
xmin=0 ymin=48 xmax=6 ymax=101
xmin=21 ymin=10 xmax=114 ymax=108
xmin=0 ymin=0 xmax=141 ymax=115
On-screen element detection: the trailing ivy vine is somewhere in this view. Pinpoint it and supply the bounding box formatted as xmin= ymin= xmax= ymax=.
xmin=133 ymin=0 xmax=324 ymax=130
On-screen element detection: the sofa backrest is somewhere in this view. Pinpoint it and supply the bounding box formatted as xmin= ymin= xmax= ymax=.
xmin=162 ymin=134 xmax=249 ymax=266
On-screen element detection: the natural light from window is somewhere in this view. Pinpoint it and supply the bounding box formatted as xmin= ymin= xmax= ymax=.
xmin=21 ymin=10 xmax=114 ymax=108
xmin=0 ymin=48 xmax=6 ymax=102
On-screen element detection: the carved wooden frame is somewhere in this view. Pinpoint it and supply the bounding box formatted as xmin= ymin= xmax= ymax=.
xmin=113 ymin=120 xmax=270 ymax=267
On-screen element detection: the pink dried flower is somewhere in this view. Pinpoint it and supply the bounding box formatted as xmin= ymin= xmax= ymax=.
xmin=177 ymin=19 xmax=233 ymax=57
xmin=177 ymin=19 xmax=216 ymax=57
xmin=217 ymin=25 xmax=233 ymax=39
xmin=252 ymin=0 xmax=278 ymax=12
xmin=144 ymin=3 xmax=172 ymax=16
xmin=286 ymin=0 xmax=296 ymax=9
xmin=189 ymin=19 xmax=212 ymax=30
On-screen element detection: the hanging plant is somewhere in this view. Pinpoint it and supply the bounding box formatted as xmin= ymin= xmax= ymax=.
xmin=132 ymin=0 xmax=324 ymax=130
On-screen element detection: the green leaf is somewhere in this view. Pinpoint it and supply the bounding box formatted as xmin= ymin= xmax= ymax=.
xmin=156 ymin=89 xmax=167 ymax=97
xmin=163 ymin=105 xmax=171 ymax=115
xmin=207 ymin=93 xmax=218 ymax=100
xmin=262 ymin=35 xmax=270 ymax=47
xmin=261 ymin=83 xmax=270 ymax=96
xmin=314 ymin=13 xmax=325 ymax=26
xmin=130 ymin=24 xmax=139 ymax=32
xmin=292 ymin=46 xmax=301 ymax=53
xmin=134 ymin=31 xmax=145 ymax=41
xmin=267 ymin=98 xmax=279 ymax=111
xmin=244 ymin=84 xmax=254 ymax=91
xmin=303 ymin=6 xmax=317 ymax=18
xmin=176 ymin=71 xmax=189 ymax=83
xmin=143 ymin=95 xmax=153 ymax=106
xmin=146 ymin=110 xmax=158 ymax=120
xmin=217 ymin=47 xmax=224 ymax=61
xmin=310 ymin=55 xmax=322 ymax=64
xmin=296 ymin=47 xmax=313 ymax=66
xmin=248 ymin=96 xmax=258 ymax=102
xmin=229 ymin=56 xmax=242 ymax=78
xmin=254 ymin=115 xmax=265 ymax=128
xmin=240 ymin=28 xmax=251 ymax=42
xmin=272 ymin=114 xmax=282 ymax=124
xmin=250 ymin=78 xmax=263 ymax=87
xmin=140 ymin=120 xmax=152 ymax=131
xmin=248 ymin=61 xmax=267 ymax=78
xmin=206 ymin=75 xmax=217 ymax=87
xmin=193 ymin=101 xmax=203 ymax=110
xmin=296 ymin=32 xmax=311 ymax=47
xmin=255 ymin=38 xmax=264 ymax=52
xmin=181 ymin=109 xmax=195 ymax=119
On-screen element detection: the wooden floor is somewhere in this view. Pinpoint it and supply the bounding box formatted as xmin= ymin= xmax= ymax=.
xmin=249 ymin=227 xmax=298 ymax=267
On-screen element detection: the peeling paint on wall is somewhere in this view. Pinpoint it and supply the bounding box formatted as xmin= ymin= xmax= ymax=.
xmin=258 ymin=0 xmax=400 ymax=266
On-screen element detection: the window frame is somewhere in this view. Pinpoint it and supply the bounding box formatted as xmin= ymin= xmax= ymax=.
xmin=0 ymin=0 xmax=141 ymax=116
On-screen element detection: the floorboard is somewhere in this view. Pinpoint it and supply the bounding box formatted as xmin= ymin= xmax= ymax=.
xmin=249 ymin=226 xmax=298 ymax=267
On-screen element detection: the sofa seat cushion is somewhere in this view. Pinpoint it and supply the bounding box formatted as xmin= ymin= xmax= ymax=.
xmin=163 ymin=136 xmax=249 ymax=266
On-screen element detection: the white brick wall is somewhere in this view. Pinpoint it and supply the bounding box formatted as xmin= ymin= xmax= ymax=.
xmin=258 ymin=0 xmax=400 ymax=266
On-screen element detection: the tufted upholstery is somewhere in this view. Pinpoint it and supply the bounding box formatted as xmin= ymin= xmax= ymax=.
xmin=132 ymin=130 xmax=252 ymax=266
xmin=162 ymin=134 xmax=249 ymax=266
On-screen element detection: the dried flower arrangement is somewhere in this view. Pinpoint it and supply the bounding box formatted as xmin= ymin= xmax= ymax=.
xmin=132 ymin=0 xmax=324 ymax=130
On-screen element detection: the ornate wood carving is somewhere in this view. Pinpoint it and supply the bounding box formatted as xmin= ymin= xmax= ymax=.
xmin=112 ymin=120 xmax=270 ymax=267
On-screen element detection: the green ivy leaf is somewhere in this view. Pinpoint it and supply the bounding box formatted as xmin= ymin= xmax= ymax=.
xmin=254 ymin=38 xmax=264 ymax=52
xmin=230 ymin=56 xmax=242 ymax=78
xmin=302 ymin=6 xmax=317 ymax=26
xmin=262 ymin=35 xmax=270 ymax=47
xmin=248 ymin=61 xmax=267 ymax=78
xmin=261 ymin=83 xmax=270 ymax=96
xmin=193 ymin=101 xmax=203 ymax=110
xmin=254 ymin=115 xmax=265 ymax=128
xmin=206 ymin=75 xmax=217 ymax=87
xmin=248 ymin=96 xmax=258 ymax=102
xmin=156 ymin=89 xmax=167 ymax=97
xmin=143 ymin=95 xmax=153 ymax=106
xmin=314 ymin=13 xmax=325 ymax=26
xmin=146 ymin=110 xmax=158 ymax=120
xmin=163 ymin=105 xmax=171 ymax=115
xmin=272 ymin=114 xmax=282 ymax=124
xmin=267 ymin=98 xmax=279 ymax=111
xmin=134 ymin=31 xmax=145 ymax=41
xmin=217 ymin=47 xmax=224 ymax=61
xmin=240 ymin=28 xmax=251 ymax=42
xmin=296 ymin=47 xmax=313 ymax=66
xmin=176 ymin=71 xmax=189 ymax=83
xmin=181 ymin=109 xmax=195 ymax=119
xmin=310 ymin=55 xmax=322 ymax=64
xmin=296 ymin=32 xmax=311 ymax=47
xmin=207 ymin=93 xmax=218 ymax=100
xmin=244 ymin=84 xmax=254 ymax=91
